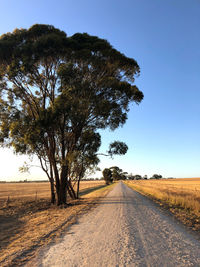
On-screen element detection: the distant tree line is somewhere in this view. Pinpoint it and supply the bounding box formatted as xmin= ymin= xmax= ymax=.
xmin=128 ymin=174 xmax=162 ymax=180
xmin=102 ymin=168 xmax=163 ymax=184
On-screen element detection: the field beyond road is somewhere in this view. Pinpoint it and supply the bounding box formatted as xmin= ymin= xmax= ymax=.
xmin=125 ymin=178 xmax=200 ymax=231
xmin=0 ymin=180 xmax=113 ymax=267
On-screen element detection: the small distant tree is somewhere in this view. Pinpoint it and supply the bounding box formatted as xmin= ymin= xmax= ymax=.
xmin=127 ymin=173 xmax=134 ymax=180
xmin=133 ymin=174 xmax=142 ymax=180
xmin=102 ymin=168 xmax=113 ymax=185
xmin=121 ymin=171 xmax=128 ymax=180
xmin=109 ymin=166 xmax=122 ymax=180
xmin=151 ymin=174 xmax=162 ymax=179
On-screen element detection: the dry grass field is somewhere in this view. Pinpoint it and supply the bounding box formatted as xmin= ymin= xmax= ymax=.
xmin=0 ymin=180 xmax=114 ymax=267
xmin=0 ymin=180 xmax=104 ymax=202
xmin=126 ymin=178 xmax=200 ymax=231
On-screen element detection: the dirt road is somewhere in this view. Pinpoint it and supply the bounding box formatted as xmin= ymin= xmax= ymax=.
xmin=37 ymin=182 xmax=200 ymax=267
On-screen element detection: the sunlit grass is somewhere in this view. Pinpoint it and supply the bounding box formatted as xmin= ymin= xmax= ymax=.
xmin=0 ymin=180 xmax=105 ymax=202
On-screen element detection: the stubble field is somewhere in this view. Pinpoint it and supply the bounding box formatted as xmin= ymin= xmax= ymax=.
xmin=126 ymin=178 xmax=200 ymax=231
xmin=0 ymin=180 xmax=105 ymax=202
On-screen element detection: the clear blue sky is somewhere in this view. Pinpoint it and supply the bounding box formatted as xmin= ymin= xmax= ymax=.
xmin=0 ymin=0 xmax=200 ymax=180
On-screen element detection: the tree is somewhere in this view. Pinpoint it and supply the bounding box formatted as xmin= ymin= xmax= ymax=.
xmin=102 ymin=168 xmax=113 ymax=185
xmin=121 ymin=171 xmax=128 ymax=180
xmin=133 ymin=174 xmax=142 ymax=180
xmin=109 ymin=166 xmax=127 ymax=180
xmin=0 ymin=24 xmax=143 ymax=205
xmin=151 ymin=174 xmax=162 ymax=179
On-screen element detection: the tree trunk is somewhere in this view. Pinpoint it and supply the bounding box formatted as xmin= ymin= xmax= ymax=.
xmin=66 ymin=183 xmax=75 ymax=199
xmin=76 ymin=166 xmax=84 ymax=199
xmin=49 ymin=164 xmax=56 ymax=204
xmin=51 ymin=159 xmax=63 ymax=206
xmin=66 ymin=179 xmax=77 ymax=199
xmin=56 ymin=165 xmax=68 ymax=205
xmin=58 ymin=181 xmax=67 ymax=205
xmin=76 ymin=178 xmax=80 ymax=199
xmin=50 ymin=179 xmax=56 ymax=204
xmin=38 ymin=156 xmax=56 ymax=204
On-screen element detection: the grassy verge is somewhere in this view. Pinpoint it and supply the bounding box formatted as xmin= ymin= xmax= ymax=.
xmin=125 ymin=180 xmax=200 ymax=232
xmin=0 ymin=182 xmax=115 ymax=267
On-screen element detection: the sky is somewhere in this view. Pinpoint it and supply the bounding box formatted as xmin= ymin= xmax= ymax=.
xmin=0 ymin=0 xmax=200 ymax=180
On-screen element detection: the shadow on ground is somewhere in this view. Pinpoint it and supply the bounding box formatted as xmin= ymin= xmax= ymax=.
xmin=0 ymin=213 xmax=24 ymax=251
xmin=79 ymin=184 xmax=107 ymax=196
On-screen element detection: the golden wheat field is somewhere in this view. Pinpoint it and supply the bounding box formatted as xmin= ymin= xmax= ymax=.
xmin=126 ymin=178 xmax=200 ymax=230
xmin=0 ymin=180 xmax=104 ymax=203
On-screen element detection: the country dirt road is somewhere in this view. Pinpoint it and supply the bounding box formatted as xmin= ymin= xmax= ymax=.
xmin=36 ymin=182 xmax=200 ymax=267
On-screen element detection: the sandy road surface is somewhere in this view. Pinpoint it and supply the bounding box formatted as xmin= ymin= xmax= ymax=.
xmin=37 ymin=182 xmax=200 ymax=267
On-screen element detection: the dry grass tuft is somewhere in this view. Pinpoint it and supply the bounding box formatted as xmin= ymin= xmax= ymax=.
xmin=126 ymin=178 xmax=200 ymax=232
xmin=0 ymin=181 xmax=114 ymax=267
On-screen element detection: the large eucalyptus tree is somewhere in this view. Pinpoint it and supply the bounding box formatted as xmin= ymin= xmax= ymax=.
xmin=0 ymin=24 xmax=143 ymax=205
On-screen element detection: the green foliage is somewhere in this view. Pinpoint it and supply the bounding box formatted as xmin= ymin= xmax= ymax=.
xmin=102 ymin=168 xmax=113 ymax=185
xmin=109 ymin=166 xmax=127 ymax=180
xmin=151 ymin=174 xmax=162 ymax=179
xmin=133 ymin=174 xmax=142 ymax=180
xmin=108 ymin=141 xmax=128 ymax=157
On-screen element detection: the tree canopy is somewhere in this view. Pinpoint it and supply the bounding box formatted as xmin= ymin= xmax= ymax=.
xmin=103 ymin=166 xmax=128 ymax=183
xmin=151 ymin=174 xmax=162 ymax=179
xmin=102 ymin=168 xmax=113 ymax=185
xmin=0 ymin=24 xmax=143 ymax=205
